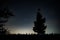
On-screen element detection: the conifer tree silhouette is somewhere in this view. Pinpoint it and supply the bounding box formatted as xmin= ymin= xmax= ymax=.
xmin=33 ymin=9 xmax=47 ymax=34
xmin=0 ymin=8 xmax=14 ymax=34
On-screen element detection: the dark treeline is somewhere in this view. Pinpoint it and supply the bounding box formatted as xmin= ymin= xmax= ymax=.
xmin=0 ymin=34 xmax=60 ymax=40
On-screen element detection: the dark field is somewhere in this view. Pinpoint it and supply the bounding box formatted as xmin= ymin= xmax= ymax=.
xmin=0 ymin=34 xmax=60 ymax=40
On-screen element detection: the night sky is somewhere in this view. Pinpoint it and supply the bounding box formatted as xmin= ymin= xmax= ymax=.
xmin=0 ymin=0 xmax=60 ymax=34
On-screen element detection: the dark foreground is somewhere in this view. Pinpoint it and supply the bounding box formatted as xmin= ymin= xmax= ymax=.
xmin=0 ymin=34 xmax=60 ymax=40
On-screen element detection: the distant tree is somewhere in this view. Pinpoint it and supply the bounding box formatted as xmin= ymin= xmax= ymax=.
xmin=33 ymin=9 xmax=47 ymax=34
xmin=0 ymin=8 xmax=14 ymax=35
